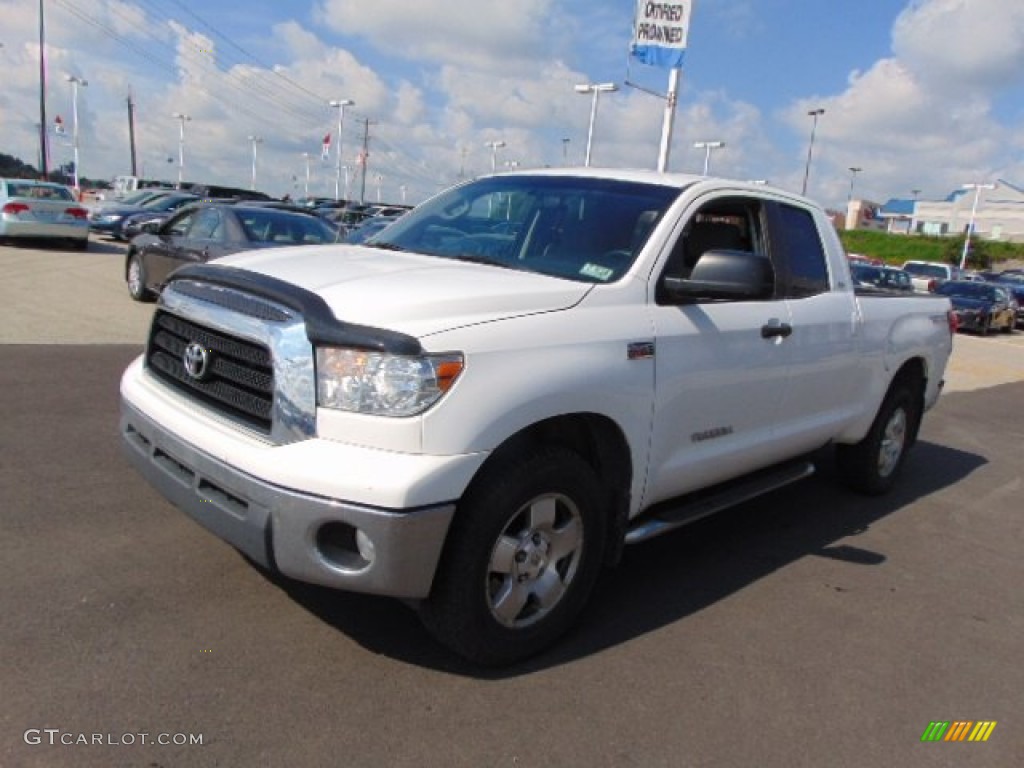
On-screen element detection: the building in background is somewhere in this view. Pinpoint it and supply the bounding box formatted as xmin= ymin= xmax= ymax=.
xmin=846 ymin=180 xmax=1024 ymax=243
xmin=913 ymin=180 xmax=1024 ymax=242
xmin=845 ymin=199 xmax=888 ymax=233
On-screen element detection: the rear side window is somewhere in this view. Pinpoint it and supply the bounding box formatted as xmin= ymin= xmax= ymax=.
xmin=775 ymin=204 xmax=829 ymax=297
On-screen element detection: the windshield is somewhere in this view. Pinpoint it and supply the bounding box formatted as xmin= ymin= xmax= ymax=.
xmin=369 ymin=175 xmax=681 ymax=283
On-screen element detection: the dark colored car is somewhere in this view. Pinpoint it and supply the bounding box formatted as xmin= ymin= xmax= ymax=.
xmin=850 ymin=264 xmax=914 ymax=293
xmin=125 ymin=203 xmax=340 ymax=301
xmin=978 ymin=271 xmax=1024 ymax=327
xmin=933 ymin=280 xmax=1016 ymax=335
xmin=90 ymin=193 xmax=199 ymax=240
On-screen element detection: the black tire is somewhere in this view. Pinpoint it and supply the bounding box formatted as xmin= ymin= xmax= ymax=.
xmin=70 ymin=237 xmax=88 ymax=251
xmin=126 ymin=253 xmax=156 ymax=302
xmin=979 ymin=315 xmax=991 ymax=335
xmin=420 ymin=447 xmax=608 ymax=666
xmin=836 ymin=379 xmax=921 ymax=495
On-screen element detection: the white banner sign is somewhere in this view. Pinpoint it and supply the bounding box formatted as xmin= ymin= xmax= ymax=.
xmin=631 ymin=1 xmax=693 ymax=69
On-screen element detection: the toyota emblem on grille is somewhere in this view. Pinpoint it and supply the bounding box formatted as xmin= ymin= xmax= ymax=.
xmin=183 ymin=342 xmax=210 ymax=380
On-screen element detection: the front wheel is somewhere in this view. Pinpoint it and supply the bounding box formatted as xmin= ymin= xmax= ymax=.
xmin=126 ymin=253 xmax=156 ymax=302
xmin=420 ymin=447 xmax=607 ymax=666
xmin=836 ymin=380 xmax=920 ymax=495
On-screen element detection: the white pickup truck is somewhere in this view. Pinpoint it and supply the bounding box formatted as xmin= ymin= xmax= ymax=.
xmin=121 ymin=170 xmax=954 ymax=665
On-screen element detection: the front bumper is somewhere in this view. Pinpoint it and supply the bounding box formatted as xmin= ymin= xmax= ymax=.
xmin=121 ymin=398 xmax=462 ymax=599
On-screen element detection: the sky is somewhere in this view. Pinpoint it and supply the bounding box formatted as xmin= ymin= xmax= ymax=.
xmin=0 ymin=0 xmax=1022 ymax=209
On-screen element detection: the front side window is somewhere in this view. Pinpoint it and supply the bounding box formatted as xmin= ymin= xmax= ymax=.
xmin=656 ymin=196 xmax=775 ymax=304
xmin=164 ymin=210 xmax=196 ymax=237
xmin=369 ymin=175 xmax=682 ymax=284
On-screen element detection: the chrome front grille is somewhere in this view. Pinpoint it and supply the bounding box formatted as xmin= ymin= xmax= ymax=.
xmin=147 ymin=309 xmax=275 ymax=432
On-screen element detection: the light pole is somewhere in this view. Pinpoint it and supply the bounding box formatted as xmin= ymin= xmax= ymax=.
xmin=247 ymin=135 xmax=262 ymax=190
xmin=847 ymin=166 xmax=862 ymax=202
xmin=562 ymin=137 xmax=570 ymax=166
xmin=574 ymin=82 xmax=617 ymax=167
xmin=329 ymin=98 xmax=354 ymax=200
xmin=801 ymin=107 xmax=825 ymax=196
xmin=301 ymin=152 xmax=311 ymax=198
xmin=66 ymin=74 xmax=87 ymax=191
xmin=172 ymin=112 xmax=191 ymax=186
xmin=374 ymin=173 xmax=383 ymax=202
xmin=693 ymin=140 xmax=724 ymax=176
xmin=485 ymin=140 xmax=506 ymax=172
xmin=959 ymin=182 xmax=996 ymax=271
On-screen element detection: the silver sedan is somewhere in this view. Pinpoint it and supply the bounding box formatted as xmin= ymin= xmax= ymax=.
xmin=0 ymin=178 xmax=90 ymax=250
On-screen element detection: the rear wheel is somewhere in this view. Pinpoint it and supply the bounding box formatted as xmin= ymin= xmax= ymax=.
xmin=836 ymin=379 xmax=920 ymax=495
xmin=420 ymin=447 xmax=607 ymax=666
xmin=127 ymin=253 xmax=156 ymax=302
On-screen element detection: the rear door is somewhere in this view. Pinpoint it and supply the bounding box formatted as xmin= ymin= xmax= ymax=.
xmin=768 ymin=201 xmax=868 ymax=453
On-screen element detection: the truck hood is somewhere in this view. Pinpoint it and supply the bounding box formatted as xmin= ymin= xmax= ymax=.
xmin=215 ymin=243 xmax=593 ymax=338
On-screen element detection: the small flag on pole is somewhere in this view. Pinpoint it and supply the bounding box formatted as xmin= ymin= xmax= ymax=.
xmin=321 ymin=133 xmax=331 ymax=160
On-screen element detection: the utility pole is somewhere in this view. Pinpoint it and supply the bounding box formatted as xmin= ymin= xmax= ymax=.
xmin=356 ymin=118 xmax=376 ymax=204
xmin=127 ymin=89 xmax=138 ymax=176
xmin=38 ymin=0 xmax=49 ymax=179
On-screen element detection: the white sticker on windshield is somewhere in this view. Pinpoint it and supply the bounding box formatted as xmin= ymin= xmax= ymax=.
xmin=580 ymin=263 xmax=615 ymax=281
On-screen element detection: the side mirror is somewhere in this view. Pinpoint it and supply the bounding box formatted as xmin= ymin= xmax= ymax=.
xmin=141 ymin=220 xmax=161 ymax=234
xmin=663 ymin=249 xmax=773 ymax=301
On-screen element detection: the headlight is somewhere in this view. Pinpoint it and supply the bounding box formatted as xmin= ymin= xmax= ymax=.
xmin=316 ymin=347 xmax=463 ymax=416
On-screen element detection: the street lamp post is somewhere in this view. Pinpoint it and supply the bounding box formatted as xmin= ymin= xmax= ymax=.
xmin=847 ymin=166 xmax=863 ymax=202
xmin=959 ymin=182 xmax=996 ymax=271
xmin=301 ymin=152 xmax=311 ymax=198
xmin=801 ymin=108 xmax=825 ymax=196
xmin=247 ymin=135 xmax=262 ymax=190
xmin=329 ymin=98 xmax=354 ymax=201
xmin=485 ymin=140 xmax=506 ymax=172
xmin=562 ymin=137 xmax=570 ymax=166
xmin=172 ymin=112 xmax=191 ymax=186
xmin=693 ymin=140 xmax=724 ymax=176
xmin=574 ymin=82 xmax=617 ymax=167
xmin=67 ymin=74 xmax=87 ymax=191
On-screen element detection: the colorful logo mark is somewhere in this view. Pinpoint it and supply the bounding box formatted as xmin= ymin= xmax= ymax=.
xmin=921 ymin=721 xmax=996 ymax=742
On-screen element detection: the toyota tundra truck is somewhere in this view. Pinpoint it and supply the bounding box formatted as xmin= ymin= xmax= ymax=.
xmin=120 ymin=170 xmax=955 ymax=665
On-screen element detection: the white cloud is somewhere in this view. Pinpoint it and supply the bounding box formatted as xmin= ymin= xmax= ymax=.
xmin=893 ymin=0 xmax=1024 ymax=91
xmin=313 ymin=0 xmax=557 ymax=69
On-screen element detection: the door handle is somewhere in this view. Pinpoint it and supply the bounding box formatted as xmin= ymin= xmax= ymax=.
xmin=761 ymin=321 xmax=793 ymax=339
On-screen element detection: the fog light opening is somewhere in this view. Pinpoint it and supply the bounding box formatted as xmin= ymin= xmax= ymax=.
xmin=315 ymin=522 xmax=371 ymax=570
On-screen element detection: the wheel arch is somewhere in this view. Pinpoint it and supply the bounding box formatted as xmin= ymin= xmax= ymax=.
xmin=889 ymin=356 xmax=927 ymax=444
xmin=461 ymin=412 xmax=633 ymax=566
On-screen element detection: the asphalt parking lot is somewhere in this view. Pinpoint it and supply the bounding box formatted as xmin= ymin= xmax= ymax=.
xmin=1 ymin=238 xmax=1022 ymax=767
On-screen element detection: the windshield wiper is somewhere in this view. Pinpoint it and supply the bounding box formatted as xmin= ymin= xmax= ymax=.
xmin=447 ymin=254 xmax=516 ymax=270
xmin=365 ymin=241 xmax=407 ymax=252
